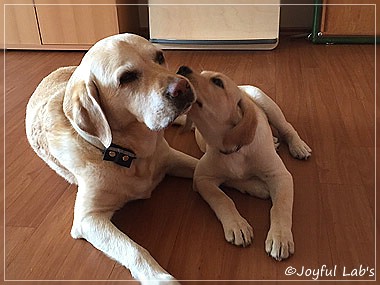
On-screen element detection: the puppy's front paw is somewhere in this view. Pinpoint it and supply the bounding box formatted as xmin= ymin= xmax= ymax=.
xmin=288 ymin=137 xmax=312 ymax=160
xmin=265 ymin=229 xmax=294 ymax=261
xmin=223 ymin=217 xmax=254 ymax=247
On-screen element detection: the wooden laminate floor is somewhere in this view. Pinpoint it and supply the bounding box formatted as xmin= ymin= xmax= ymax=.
xmin=3 ymin=37 xmax=378 ymax=284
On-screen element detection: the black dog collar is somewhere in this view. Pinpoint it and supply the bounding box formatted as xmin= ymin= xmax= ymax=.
xmin=103 ymin=143 xmax=136 ymax=168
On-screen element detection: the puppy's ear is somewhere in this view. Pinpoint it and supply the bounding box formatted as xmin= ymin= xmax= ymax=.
xmin=64 ymin=79 xmax=112 ymax=148
xmin=222 ymin=96 xmax=257 ymax=151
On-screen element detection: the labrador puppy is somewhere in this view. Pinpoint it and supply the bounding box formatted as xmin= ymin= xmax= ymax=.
xmin=25 ymin=33 xmax=198 ymax=284
xmin=177 ymin=66 xmax=312 ymax=261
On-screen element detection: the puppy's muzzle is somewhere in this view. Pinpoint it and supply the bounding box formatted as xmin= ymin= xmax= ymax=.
xmin=166 ymin=78 xmax=195 ymax=112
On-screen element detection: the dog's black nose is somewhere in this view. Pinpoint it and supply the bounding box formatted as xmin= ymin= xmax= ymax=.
xmin=166 ymin=78 xmax=192 ymax=98
xmin=176 ymin=66 xmax=193 ymax=77
xmin=165 ymin=78 xmax=195 ymax=111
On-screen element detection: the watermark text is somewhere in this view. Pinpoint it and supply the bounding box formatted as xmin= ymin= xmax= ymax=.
xmin=284 ymin=265 xmax=375 ymax=280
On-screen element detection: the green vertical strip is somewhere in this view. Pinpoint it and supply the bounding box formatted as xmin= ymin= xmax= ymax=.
xmin=311 ymin=0 xmax=323 ymax=43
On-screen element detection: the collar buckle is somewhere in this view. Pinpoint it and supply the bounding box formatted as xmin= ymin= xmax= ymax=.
xmin=220 ymin=145 xmax=242 ymax=155
xmin=103 ymin=143 xmax=136 ymax=168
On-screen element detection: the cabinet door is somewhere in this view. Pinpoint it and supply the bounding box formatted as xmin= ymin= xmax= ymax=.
xmin=2 ymin=0 xmax=41 ymax=46
xmin=321 ymin=0 xmax=378 ymax=36
xmin=34 ymin=0 xmax=119 ymax=45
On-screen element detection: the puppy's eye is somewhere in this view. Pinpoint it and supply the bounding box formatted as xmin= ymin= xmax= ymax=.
xmin=119 ymin=71 xmax=139 ymax=85
xmin=211 ymin=77 xmax=224 ymax=89
xmin=155 ymin=51 xmax=165 ymax=65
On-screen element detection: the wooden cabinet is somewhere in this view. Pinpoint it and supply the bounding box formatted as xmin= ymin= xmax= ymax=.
xmin=320 ymin=1 xmax=377 ymax=36
xmin=35 ymin=0 xmax=121 ymax=45
xmin=312 ymin=0 xmax=379 ymax=43
xmin=3 ymin=0 xmax=139 ymax=50
xmin=1 ymin=0 xmax=40 ymax=46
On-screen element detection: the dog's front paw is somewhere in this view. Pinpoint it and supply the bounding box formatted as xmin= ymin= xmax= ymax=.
xmin=288 ymin=137 xmax=312 ymax=160
xmin=223 ymin=217 xmax=254 ymax=247
xmin=265 ymin=229 xmax=294 ymax=261
xmin=140 ymin=274 xmax=180 ymax=285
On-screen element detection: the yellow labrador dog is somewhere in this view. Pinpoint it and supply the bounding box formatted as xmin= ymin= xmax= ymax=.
xmin=177 ymin=66 xmax=312 ymax=261
xmin=25 ymin=34 xmax=198 ymax=284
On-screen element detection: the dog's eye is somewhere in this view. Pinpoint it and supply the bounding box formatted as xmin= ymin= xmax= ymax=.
xmin=155 ymin=51 xmax=165 ymax=65
xmin=119 ymin=71 xmax=139 ymax=85
xmin=211 ymin=77 xmax=224 ymax=89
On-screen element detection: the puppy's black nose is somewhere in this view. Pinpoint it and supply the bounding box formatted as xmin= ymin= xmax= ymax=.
xmin=176 ymin=66 xmax=193 ymax=77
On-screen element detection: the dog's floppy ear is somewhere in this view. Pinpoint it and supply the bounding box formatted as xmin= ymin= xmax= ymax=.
xmin=222 ymin=96 xmax=257 ymax=151
xmin=64 ymin=77 xmax=112 ymax=148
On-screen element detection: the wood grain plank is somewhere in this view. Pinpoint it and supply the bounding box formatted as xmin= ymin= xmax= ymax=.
xmin=321 ymin=183 xmax=375 ymax=280
xmin=55 ymin=239 xmax=116 ymax=280
xmin=6 ymin=185 xmax=77 ymax=279
xmin=5 ymin=226 xmax=36 ymax=266
xmin=111 ymin=176 xmax=196 ymax=278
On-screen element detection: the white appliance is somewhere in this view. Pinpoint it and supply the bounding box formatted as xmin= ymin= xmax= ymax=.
xmin=148 ymin=0 xmax=280 ymax=50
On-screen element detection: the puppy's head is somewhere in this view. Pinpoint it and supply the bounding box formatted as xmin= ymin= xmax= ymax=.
xmin=177 ymin=66 xmax=243 ymax=130
xmin=64 ymin=33 xmax=194 ymax=147
xmin=177 ymin=66 xmax=257 ymax=152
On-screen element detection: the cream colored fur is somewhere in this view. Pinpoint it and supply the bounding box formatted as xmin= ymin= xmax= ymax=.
xmin=25 ymin=33 xmax=198 ymax=284
xmin=179 ymin=69 xmax=312 ymax=261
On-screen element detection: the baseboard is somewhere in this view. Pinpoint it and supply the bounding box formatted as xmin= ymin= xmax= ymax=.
xmin=150 ymin=38 xmax=279 ymax=50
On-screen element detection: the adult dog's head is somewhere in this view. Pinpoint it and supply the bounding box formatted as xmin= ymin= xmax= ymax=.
xmin=64 ymin=33 xmax=195 ymax=148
